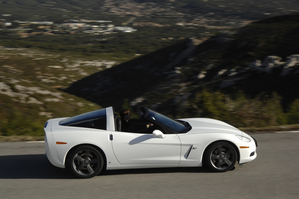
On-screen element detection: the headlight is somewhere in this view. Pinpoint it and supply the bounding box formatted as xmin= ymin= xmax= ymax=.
xmin=236 ymin=135 xmax=251 ymax=142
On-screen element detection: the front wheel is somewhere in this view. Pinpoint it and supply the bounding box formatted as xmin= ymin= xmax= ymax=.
xmin=66 ymin=145 xmax=104 ymax=178
xmin=203 ymin=142 xmax=237 ymax=172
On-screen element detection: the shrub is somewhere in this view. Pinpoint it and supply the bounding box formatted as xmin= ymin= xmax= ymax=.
xmin=186 ymin=90 xmax=286 ymax=128
xmin=287 ymin=99 xmax=299 ymax=124
xmin=227 ymin=92 xmax=286 ymax=127
xmin=186 ymin=90 xmax=231 ymax=123
xmin=0 ymin=109 xmax=44 ymax=136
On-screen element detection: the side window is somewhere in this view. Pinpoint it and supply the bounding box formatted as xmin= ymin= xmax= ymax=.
xmin=68 ymin=116 xmax=106 ymax=130
xmin=59 ymin=109 xmax=107 ymax=130
xmin=93 ymin=116 xmax=106 ymax=130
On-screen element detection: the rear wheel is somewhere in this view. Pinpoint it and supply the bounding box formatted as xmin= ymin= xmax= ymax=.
xmin=204 ymin=142 xmax=237 ymax=172
xmin=67 ymin=145 xmax=104 ymax=178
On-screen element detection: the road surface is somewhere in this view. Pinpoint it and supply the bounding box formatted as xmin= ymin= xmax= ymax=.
xmin=0 ymin=132 xmax=298 ymax=199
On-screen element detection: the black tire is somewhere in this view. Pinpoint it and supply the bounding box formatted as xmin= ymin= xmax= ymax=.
xmin=203 ymin=142 xmax=237 ymax=172
xmin=66 ymin=145 xmax=104 ymax=178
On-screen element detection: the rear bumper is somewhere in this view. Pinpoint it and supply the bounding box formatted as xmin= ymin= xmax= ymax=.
xmin=44 ymin=120 xmax=65 ymax=169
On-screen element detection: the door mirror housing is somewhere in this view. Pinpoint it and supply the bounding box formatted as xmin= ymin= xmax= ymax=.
xmin=152 ymin=130 xmax=166 ymax=138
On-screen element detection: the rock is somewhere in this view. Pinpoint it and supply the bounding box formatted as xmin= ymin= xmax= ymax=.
xmin=130 ymin=97 xmax=145 ymax=106
xmin=249 ymin=56 xmax=284 ymax=73
xmin=39 ymin=112 xmax=53 ymax=118
xmin=218 ymin=69 xmax=228 ymax=76
xmin=213 ymin=69 xmax=228 ymax=79
xmin=262 ymin=56 xmax=284 ymax=72
xmin=285 ymin=54 xmax=299 ymax=68
xmin=47 ymin=65 xmax=63 ymax=69
xmin=249 ymin=60 xmax=262 ymax=68
xmin=281 ymin=54 xmax=299 ymax=76
xmin=263 ymin=56 xmax=282 ymax=65
xmin=197 ymin=71 xmax=206 ymax=79
xmin=44 ymin=98 xmax=62 ymax=102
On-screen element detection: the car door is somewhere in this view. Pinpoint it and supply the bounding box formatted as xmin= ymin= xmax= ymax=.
xmin=111 ymin=131 xmax=181 ymax=165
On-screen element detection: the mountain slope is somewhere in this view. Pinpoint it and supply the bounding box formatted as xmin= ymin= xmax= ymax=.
xmin=64 ymin=13 xmax=299 ymax=114
xmin=1 ymin=0 xmax=299 ymax=21
xmin=65 ymin=39 xmax=196 ymax=109
xmin=138 ymin=0 xmax=299 ymax=19
xmin=189 ymin=13 xmax=299 ymax=106
xmin=0 ymin=47 xmax=103 ymax=136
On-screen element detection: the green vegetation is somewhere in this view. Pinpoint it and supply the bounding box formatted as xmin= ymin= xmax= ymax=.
xmin=191 ymin=13 xmax=299 ymax=72
xmin=0 ymin=47 xmax=102 ymax=137
xmin=183 ymin=13 xmax=299 ymax=109
xmin=137 ymin=0 xmax=299 ymax=19
xmin=0 ymin=0 xmax=106 ymax=22
xmin=287 ymin=99 xmax=299 ymax=124
xmin=0 ymin=108 xmax=44 ymax=136
xmin=0 ymin=95 xmax=101 ymax=136
xmin=1 ymin=1 xmax=299 ymax=139
xmin=123 ymin=88 xmax=299 ymax=129
xmin=63 ymin=14 xmax=299 ymax=130
xmin=2 ymin=0 xmax=298 ymax=21
xmin=0 ymin=26 xmax=203 ymax=57
xmin=183 ymin=90 xmax=288 ymax=128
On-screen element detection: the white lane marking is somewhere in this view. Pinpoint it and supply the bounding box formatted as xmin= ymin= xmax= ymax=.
xmin=275 ymin=131 xmax=299 ymax=134
xmin=26 ymin=141 xmax=45 ymax=143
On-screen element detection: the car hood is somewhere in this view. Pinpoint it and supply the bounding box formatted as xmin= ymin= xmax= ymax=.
xmin=181 ymin=118 xmax=243 ymax=135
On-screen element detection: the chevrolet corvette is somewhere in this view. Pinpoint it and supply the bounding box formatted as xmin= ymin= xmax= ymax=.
xmin=44 ymin=106 xmax=257 ymax=178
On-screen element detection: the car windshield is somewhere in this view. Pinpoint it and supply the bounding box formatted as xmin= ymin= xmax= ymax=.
xmin=147 ymin=109 xmax=190 ymax=133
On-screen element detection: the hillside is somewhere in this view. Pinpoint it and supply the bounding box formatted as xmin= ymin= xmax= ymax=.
xmin=2 ymin=0 xmax=299 ymax=59
xmin=65 ymin=38 xmax=195 ymax=107
xmin=0 ymin=47 xmax=103 ymax=136
xmin=138 ymin=0 xmax=299 ymax=19
xmin=65 ymin=13 xmax=299 ymax=127
xmin=1 ymin=0 xmax=299 ymax=21
xmin=189 ymin=13 xmax=299 ymax=105
xmin=1 ymin=2 xmax=299 ymax=138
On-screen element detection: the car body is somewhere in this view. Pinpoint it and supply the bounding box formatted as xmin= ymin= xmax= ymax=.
xmin=44 ymin=106 xmax=257 ymax=178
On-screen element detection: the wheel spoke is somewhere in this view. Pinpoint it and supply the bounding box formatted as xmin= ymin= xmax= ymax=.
xmin=74 ymin=154 xmax=84 ymax=162
xmin=69 ymin=146 xmax=104 ymax=178
xmin=87 ymin=164 xmax=94 ymax=174
xmin=211 ymin=154 xmax=220 ymax=160
xmin=224 ymin=157 xmax=232 ymax=166
xmin=216 ymin=159 xmax=224 ymax=167
xmin=76 ymin=164 xmax=84 ymax=171
xmin=205 ymin=142 xmax=237 ymax=172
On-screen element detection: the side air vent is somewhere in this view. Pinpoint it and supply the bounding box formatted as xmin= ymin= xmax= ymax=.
xmin=184 ymin=145 xmax=193 ymax=159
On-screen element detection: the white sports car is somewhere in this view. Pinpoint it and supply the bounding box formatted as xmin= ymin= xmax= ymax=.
xmin=44 ymin=106 xmax=257 ymax=178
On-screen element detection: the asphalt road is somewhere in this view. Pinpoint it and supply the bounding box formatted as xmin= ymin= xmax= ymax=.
xmin=0 ymin=132 xmax=298 ymax=199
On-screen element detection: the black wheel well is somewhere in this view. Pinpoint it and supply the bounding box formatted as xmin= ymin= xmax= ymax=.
xmin=203 ymin=140 xmax=240 ymax=164
xmin=66 ymin=144 xmax=107 ymax=171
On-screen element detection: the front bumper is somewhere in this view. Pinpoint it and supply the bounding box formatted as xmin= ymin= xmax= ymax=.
xmin=238 ymin=135 xmax=257 ymax=164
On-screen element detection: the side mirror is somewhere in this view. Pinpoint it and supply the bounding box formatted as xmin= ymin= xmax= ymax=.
xmin=152 ymin=130 xmax=166 ymax=138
